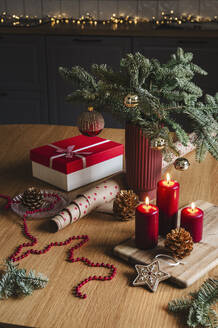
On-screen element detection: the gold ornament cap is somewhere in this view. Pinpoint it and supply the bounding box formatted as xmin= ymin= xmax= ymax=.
xmin=124 ymin=94 xmax=139 ymax=108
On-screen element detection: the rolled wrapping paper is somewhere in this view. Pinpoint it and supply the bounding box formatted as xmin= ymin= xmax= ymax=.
xmin=51 ymin=179 xmax=120 ymax=231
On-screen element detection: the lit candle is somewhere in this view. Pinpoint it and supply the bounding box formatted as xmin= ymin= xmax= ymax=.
xmin=156 ymin=173 xmax=180 ymax=236
xmin=181 ymin=203 xmax=204 ymax=242
xmin=135 ymin=197 xmax=159 ymax=250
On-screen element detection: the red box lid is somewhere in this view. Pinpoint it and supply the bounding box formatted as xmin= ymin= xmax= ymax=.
xmin=30 ymin=135 xmax=124 ymax=174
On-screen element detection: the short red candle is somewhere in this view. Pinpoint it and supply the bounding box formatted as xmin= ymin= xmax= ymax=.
xmin=135 ymin=199 xmax=159 ymax=250
xmin=156 ymin=174 xmax=180 ymax=236
xmin=181 ymin=204 xmax=204 ymax=242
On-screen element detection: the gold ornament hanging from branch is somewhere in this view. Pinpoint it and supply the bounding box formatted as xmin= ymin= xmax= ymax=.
xmin=150 ymin=137 xmax=166 ymax=150
xmin=77 ymin=107 xmax=105 ymax=137
xmin=124 ymin=94 xmax=139 ymax=108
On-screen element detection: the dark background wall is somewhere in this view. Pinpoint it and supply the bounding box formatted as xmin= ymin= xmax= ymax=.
xmin=0 ymin=0 xmax=218 ymax=128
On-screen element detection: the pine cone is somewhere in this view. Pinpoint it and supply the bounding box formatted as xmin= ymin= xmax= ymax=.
xmin=21 ymin=187 xmax=44 ymax=210
xmin=113 ymin=190 xmax=139 ymax=221
xmin=165 ymin=228 xmax=194 ymax=259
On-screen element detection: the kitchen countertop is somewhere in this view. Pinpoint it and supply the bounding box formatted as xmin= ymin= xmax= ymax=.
xmin=1 ymin=23 xmax=218 ymax=38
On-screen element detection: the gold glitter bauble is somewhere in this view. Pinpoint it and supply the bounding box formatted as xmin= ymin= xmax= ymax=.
xmin=174 ymin=157 xmax=190 ymax=171
xmin=150 ymin=137 xmax=166 ymax=150
xmin=124 ymin=94 xmax=139 ymax=108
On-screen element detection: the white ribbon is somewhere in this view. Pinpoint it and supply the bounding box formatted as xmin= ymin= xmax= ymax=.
xmin=154 ymin=254 xmax=186 ymax=266
xmin=48 ymin=139 xmax=110 ymax=169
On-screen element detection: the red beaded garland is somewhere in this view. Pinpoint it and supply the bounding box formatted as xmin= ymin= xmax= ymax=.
xmin=0 ymin=193 xmax=117 ymax=300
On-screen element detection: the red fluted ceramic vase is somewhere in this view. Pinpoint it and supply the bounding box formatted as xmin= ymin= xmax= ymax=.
xmin=125 ymin=124 xmax=162 ymax=201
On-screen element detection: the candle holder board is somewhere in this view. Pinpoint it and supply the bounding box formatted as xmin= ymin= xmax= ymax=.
xmin=113 ymin=200 xmax=218 ymax=288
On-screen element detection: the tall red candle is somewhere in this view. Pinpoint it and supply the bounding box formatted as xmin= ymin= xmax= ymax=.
xmin=181 ymin=203 xmax=204 ymax=242
xmin=135 ymin=197 xmax=159 ymax=250
xmin=157 ymin=174 xmax=180 ymax=236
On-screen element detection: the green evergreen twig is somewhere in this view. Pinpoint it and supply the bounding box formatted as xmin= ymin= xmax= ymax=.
xmin=0 ymin=261 xmax=49 ymax=299
xmin=168 ymin=278 xmax=218 ymax=328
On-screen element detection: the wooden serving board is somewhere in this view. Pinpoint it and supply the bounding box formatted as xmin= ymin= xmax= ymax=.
xmin=113 ymin=200 xmax=218 ymax=288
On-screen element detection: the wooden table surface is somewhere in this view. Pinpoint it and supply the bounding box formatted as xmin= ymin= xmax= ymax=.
xmin=0 ymin=125 xmax=217 ymax=328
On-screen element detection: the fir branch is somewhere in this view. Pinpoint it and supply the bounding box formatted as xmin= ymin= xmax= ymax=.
xmin=168 ymin=298 xmax=192 ymax=312
xmin=60 ymin=47 xmax=218 ymax=163
xmin=168 ymin=278 xmax=218 ymax=328
xmin=0 ymin=261 xmax=48 ymax=299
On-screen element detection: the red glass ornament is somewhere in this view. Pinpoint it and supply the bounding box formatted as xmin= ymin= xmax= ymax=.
xmin=181 ymin=204 xmax=204 ymax=242
xmin=135 ymin=198 xmax=159 ymax=249
xmin=77 ymin=107 xmax=104 ymax=137
xmin=157 ymin=174 xmax=180 ymax=236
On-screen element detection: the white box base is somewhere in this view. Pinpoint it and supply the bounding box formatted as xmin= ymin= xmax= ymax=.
xmin=32 ymin=155 xmax=123 ymax=191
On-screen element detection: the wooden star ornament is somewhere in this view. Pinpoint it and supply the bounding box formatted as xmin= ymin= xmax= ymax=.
xmin=132 ymin=260 xmax=170 ymax=292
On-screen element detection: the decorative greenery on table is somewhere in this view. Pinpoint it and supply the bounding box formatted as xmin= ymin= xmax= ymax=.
xmin=168 ymin=278 xmax=218 ymax=327
xmin=59 ymin=48 xmax=218 ymax=162
xmin=0 ymin=261 xmax=48 ymax=299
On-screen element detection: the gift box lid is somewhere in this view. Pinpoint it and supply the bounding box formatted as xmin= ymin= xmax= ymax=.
xmin=30 ymin=135 xmax=124 ymax=174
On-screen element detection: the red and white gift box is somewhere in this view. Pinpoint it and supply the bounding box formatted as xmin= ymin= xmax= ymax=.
xmin=30 ymin=135 xmax=124 ymax=191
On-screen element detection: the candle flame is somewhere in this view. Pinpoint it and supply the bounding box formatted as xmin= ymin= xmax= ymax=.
xmin=166 ymin=173 xmax=171 ymax=183
xmin=191 ymin=202 xmax=195 ymax=210
xmin=145 ymin=197 xmax=149 ymax=205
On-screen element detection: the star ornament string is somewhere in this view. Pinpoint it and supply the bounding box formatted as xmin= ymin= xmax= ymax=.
xmin=0 ymin=193 xmax=117 ymax=299
xmin=132 ymin=254 xmax=185 ymax=292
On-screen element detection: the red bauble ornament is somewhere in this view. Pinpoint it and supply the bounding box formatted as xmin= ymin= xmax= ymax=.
xmin=77 ymin=107 xmax=104 ymax=137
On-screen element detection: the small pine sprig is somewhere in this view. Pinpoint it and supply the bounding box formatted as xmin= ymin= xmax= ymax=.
xmin=0 ymin=261 xmax=49 ymax=299
xmin=168 ymin=278 xmax=218 ymax=328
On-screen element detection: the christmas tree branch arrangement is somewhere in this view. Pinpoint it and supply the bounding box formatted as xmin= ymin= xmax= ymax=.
xmin=168 ymin=278 xmax=218 ymax=327
xmin=0 ymin=260 xmax=48 ymax=299
xmin=59 ymin=48 xmax=218 ymax=162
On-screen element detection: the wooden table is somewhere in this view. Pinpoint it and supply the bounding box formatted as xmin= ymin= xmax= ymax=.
xmin=0 ymin=125 xmax=217 ymax=328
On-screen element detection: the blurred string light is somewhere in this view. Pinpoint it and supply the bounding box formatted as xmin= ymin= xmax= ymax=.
xmin=0 ymin=10 xmax=218 ymax=29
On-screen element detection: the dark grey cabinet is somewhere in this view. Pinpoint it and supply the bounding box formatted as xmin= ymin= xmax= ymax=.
xmin=0 ymin=34 xmax=218 ymax=126
xmin=46 ymin=36 xmax=131 ymax=128
xmin=0 ymin=35 xmax=48 ymax=124
xmin=0 ymin=91 xmax=45 ymax=123
xmin=133 ymin=37 xmax=218 ymax=96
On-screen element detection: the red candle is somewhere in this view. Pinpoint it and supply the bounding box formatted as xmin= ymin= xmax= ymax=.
xmin=181 ymin=203 xmax=204 ymax=242
xmin=135 ymin=197 xmax=159 ymax=250
xmin=157 ymin=173 xmax=180 ymax=236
